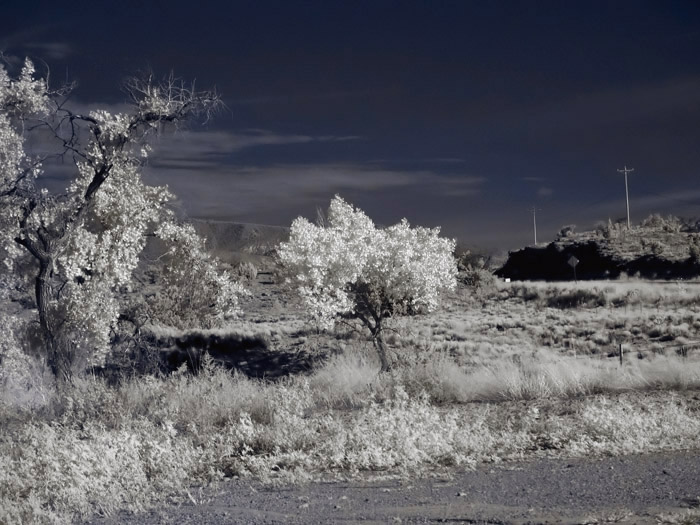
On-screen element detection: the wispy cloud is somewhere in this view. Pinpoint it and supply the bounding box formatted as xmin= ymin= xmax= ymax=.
xmin=1 ymin=27 xmax=56 ymax=64
xmin=25 ymin=42 xmax=72 ymax=60
xmin=537 ymin=186 xmax=553 ymax=197
xmin=136 ymin=126 xmax=485 ymax=222
xmin=147 ymin=129 xmax=361 ymax=169
xmin=26 ymin=107 xmax=484 ymax=230
xmin=433 ymin=158 xmax=467 ymax=164
xmin=229 ymin=89 xmax=377 ymax=107
xmin=144 ymin=161 xmax=485 ymax=222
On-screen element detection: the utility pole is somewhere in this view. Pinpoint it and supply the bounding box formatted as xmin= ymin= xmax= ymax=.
xmin=616 ymin=165 xmax=634 ymax=229
xmin=531 ymin=207 xmax=540 ymax=245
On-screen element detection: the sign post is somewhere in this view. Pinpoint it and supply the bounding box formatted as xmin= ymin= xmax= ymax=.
xmin=568 ymin=255 xmax=579 ymax=282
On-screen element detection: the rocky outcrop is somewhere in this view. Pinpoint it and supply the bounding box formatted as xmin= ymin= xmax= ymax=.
xmin=496 ymin=240 xmax=700 ymax=281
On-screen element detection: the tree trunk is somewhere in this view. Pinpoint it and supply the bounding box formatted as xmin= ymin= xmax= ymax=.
xmin=374 ymin=329 xmax=391 ymax=373
xmin=357 ymin=306 xmax=391 ymax=373
xmin=35 ymin=260 xmax=72 ymax=382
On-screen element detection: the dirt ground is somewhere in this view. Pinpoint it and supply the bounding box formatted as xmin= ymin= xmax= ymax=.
xmin=87 ymin=450 xmax=700 ymax=524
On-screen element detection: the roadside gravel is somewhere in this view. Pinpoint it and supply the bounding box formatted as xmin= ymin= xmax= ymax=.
xmin=87 ymin=450 xmax=700 ymax=524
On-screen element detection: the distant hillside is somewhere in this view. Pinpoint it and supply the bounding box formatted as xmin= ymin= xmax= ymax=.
xmin=142 ymin=220 xmax=289 ymax=268
xmin=189 ymin=220 xmax=289 ymax=262
xmin=497 ymin=215 xmax=700 ymax=281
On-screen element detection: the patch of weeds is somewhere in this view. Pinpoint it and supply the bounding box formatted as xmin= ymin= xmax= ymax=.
xmin=546 ymin=289 xmax=607 ymax=309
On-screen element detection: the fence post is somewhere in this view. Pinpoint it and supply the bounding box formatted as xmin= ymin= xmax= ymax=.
xmin=619 ymin=343 xmax=624 ymax=366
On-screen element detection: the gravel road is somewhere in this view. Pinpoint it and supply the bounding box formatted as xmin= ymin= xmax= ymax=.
xmin=88 ymin=450 xmax=700 ymax=524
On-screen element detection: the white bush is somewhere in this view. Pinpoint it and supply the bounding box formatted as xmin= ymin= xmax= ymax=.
xmin=147 ymin=222 xmax=247 ymax=329
xmin=278 ymin=195 xmax=457 ymax=370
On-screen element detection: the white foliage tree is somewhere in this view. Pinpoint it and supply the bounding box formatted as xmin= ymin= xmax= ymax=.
xmin=0 ymin=59 xmax=241 ymax=380
xmin=278 ymin=195 xmax=457 ymax=371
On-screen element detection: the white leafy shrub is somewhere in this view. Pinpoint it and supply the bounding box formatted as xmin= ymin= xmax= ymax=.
xmin=0 ymin=315 xmax=50 ymax=409
xmin=148 ymin=222 xmax=247 ymax=329
xmin=235 ymin=260 xmax=258 ymax=281
xmin=278 ymin=195 xmax=457 ymax=369
xmin=279 ymin=195 xmax=457 ymax=329
xmin=0 ymin=316 xmax=31 ymax=386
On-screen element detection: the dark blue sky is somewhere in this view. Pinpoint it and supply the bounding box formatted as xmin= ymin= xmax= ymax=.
xmin=3 ymin=1 xmax=700 ymax=249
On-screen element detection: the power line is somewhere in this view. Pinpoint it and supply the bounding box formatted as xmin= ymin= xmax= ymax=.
xmin=616 ymin=165 xmax=634 ymax=229
xmin=531 ymin=206 xmax=541 ymax=245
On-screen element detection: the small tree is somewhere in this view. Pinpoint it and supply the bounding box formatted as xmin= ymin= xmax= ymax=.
xmin=557 ymin=224 xmax=576 ymax=239
xmin=457 ymin=251 xmax=497 ymax=294
xmin=278 ymin=196 xmax=457 ymax=371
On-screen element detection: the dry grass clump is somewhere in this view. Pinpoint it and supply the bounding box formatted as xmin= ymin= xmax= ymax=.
xmin=656 ymin=508 xmax=700 ymax=525
xmin=0 ymin=315 xmax=54 ymax=413
xmin=307 ymin=342 xmax=380 ymax=408
xmin=311 ymin=343 xmax=700 ymax=404
xmin=463 ymin=353 xmax=700 ymax=401
xmin=0 ymin=414 xmax=196 ymax=525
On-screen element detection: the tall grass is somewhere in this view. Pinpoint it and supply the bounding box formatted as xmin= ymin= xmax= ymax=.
xmin=462 ymin=352 xmax=700 ymax=401
xmin=504 ymin=279 xmax=700 ymax=309
xmin=2 ymin=349 xmax=700 ymax=524
xmin=311 ymin=345 xmax=700 ymax=405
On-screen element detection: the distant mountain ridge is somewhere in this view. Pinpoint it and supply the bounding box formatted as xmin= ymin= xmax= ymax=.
xmin=142 ymin=220 xmax=290 ymax=267
xmin=189 ymin=219 xmax=289 ymax=258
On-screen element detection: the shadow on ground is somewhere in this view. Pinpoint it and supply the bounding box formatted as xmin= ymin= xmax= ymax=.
xmin=158 ymin=331 xmax=325 ymax=378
